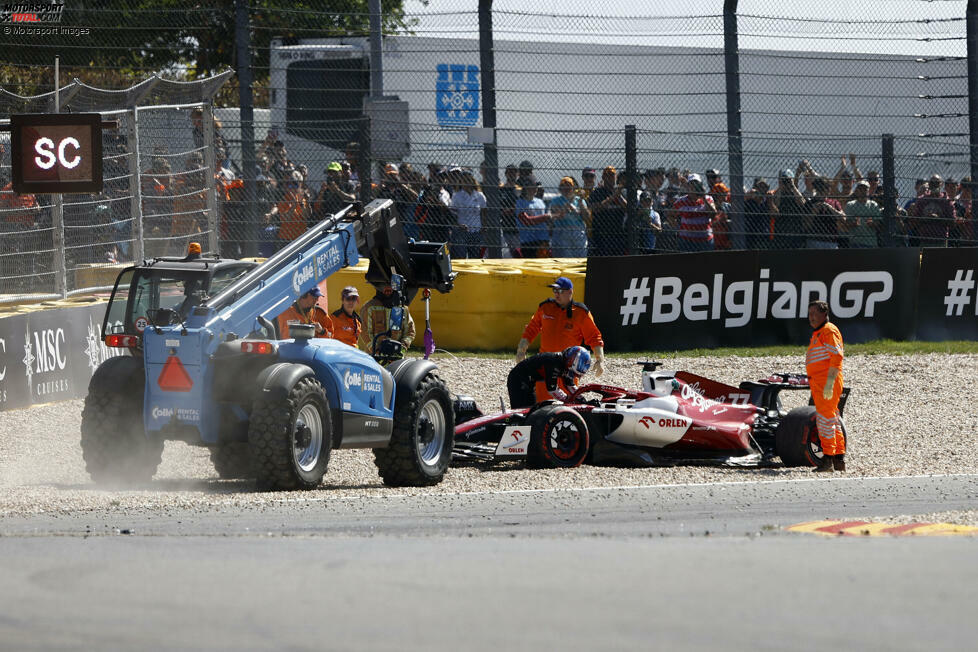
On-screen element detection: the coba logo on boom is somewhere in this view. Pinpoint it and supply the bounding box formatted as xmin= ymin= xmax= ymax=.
xmin=292 ymin=263 xmax=315 ymax=294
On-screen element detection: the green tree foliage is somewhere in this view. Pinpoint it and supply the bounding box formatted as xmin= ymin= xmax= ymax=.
xmin=1 ymin=0 xmax=417 ymax=101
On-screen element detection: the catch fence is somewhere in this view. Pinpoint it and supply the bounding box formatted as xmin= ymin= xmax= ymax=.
xmin=0 ymin=72 xmax=232 ymax=301
xmin=1 ymin=2 xmax=977 ymax=301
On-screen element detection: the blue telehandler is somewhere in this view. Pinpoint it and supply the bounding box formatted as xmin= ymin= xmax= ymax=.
xmin=81 ymin=199 xmax=456 ymax=490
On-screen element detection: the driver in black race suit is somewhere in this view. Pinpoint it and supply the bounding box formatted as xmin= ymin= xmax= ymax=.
xmin=507 ymin=346 xmax=592 ymax=409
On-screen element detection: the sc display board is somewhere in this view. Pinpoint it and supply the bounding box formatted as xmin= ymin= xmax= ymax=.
xmin=10 ymin=113 xmax=103 ymax=194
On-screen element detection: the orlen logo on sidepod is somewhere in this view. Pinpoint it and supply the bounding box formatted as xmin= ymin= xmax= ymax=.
xmin=292 ymin=263 xmax=315 ymax=294
xmin=495 ymin=426 xmax=530 ymax=456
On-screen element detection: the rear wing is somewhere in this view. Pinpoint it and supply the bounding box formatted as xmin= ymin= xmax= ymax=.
xmin=739 ymin=373 xmax=851 ymax=416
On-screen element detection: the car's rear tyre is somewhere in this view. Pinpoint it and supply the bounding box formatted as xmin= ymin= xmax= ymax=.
xmin=209 ymin=442 xmax=254 ymax=479
xmin=374 ymin=371 xmax=454 ymax=487
xmin=81 ymin=381 xmax=163 ymax=485
xmin=249 ymin=376 xmax=331 ymax=491
xmin=526 ymin=404 xmax=589 ymax=469
xmin=775 ymin=406 xmax=846 ymax=467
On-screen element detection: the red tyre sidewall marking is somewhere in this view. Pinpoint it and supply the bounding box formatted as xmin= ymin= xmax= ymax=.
xmin=544 ymin=413 xmax=587 ymax=466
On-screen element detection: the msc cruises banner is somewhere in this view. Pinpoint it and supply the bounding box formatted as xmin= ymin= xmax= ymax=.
xmin=586 ymin=249 xmax=921 ymax=351
xmin=0 ymin=303 xmax=122 ymax=412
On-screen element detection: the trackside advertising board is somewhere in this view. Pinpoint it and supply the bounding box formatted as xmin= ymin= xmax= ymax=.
xmin=0 ymin=303 xmax=123 ymax=412
xmin=586 ymin=249 xmax=921 ymax=350
xmin=916 ymin=248 xmax=978 ymax=341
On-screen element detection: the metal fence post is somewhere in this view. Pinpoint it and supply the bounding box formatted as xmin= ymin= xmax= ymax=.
xmin=51 ymin=55 xmax=67 ymax=297
xmin=235 ymin=0 xmax=257 ymax=257
xmin=724 ymin=0 xmax=745 ymax=250
xmin=203 ymin=103 xmax=219 ymax=255
xmin=369 ymin=0 xmax=384 ymax=99
xmin=881 ymin=134 xmax=897 ymax=247
xmin=357 ymin=118 xmax=373 ymax=205
xmin=127 ymin=107 xmax=145 ymax=262
xmin=625 ymin=125 xmax=637 ymax=254
xmin=51 ymin=193 xmax=67 ymax=297
xmin=479 ymin=0 xmax=501 ymax=258
xmin=967 ymin=1 xmax=978 ymax=229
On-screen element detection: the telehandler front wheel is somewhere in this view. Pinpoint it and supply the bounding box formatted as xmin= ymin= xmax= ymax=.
xmin=249 ymin=376 xmax=332 ymax=491
xmin=374 ymin=371 xmax=454 ymax=487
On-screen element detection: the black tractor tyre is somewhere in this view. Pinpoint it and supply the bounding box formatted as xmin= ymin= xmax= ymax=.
xmin=80 ymin=384 xmax=163 ymax=485
xmin=249 ymin=376 xmax=332 ymax=491
xmin=374 ymin=372 xmax=454 ymax=487
xmin=775 ymin=406 xmax=847 ymax=467
xmin=209 ymin=442 xmax=254 ymax=479
xmin=526 ymin=404 xmax=590 ymax=469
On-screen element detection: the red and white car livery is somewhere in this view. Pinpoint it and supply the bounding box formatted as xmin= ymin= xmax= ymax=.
xmin=452 ymin=362 xmax=850 ymax=469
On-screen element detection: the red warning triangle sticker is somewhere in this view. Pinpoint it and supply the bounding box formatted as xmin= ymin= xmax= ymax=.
xmin=158 ymin=356 xmax=193 ymax=392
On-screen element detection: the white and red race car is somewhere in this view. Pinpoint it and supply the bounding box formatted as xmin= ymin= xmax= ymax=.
xmin=452 ymin=362 xmax=849 ymax=468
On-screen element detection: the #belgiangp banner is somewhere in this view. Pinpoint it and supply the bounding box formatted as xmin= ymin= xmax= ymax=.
xmin=585 ymin=249 xmax=921 ymax=351
xmin=915 ymin=248 xmax=978 ymax=341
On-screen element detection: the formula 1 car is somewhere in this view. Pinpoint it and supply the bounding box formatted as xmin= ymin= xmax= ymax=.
xmin=452 ymin=362 xmax=849 ymax=468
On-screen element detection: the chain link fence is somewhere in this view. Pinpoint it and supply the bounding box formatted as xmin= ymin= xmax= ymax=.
xmin=2 ymin=2 xmax=976 ymax=280
xmin=1 ymin=73 xmax=231 ymax=302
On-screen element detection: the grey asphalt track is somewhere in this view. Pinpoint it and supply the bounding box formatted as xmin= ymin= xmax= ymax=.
xmin=1 ymin=474 xmax=976 ymax=651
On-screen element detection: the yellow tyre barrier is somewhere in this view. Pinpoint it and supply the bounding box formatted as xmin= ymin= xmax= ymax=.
xmin=325 ymin=258 xmax=587 ymax=351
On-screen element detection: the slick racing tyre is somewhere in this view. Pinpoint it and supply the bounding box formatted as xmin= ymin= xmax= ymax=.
xmin=526 ymin=404 xmax=590 ymax=469
xmin=209 ymin=442 xmax=254 ymax=479
xmin=249 ymin=376 xmax=332 ymax=491
xmin=775 ymin=406 xmax=846 ymax=467
xmin=375 ymin=371 xmax=454 ymax=487
xmin=81 ymin=371 xmax=163 ymax=485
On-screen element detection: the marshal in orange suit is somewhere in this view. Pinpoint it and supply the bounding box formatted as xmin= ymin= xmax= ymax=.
xmin=515 ymin=276 xmax=605 ymax=402
xmin=806 ymin=300 xmax=845 ymax=472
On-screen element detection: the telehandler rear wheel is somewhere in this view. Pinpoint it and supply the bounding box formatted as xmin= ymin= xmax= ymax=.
xmin=209 ymin=443 xmax=254 ymax=479
xmin=81 ymin=380 xmax=163 ymax=485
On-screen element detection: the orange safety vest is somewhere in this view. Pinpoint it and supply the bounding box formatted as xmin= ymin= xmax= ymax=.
xmin=172 ymin=181 xmax=206 ymax=237
xmin=806 ymin=321 xmax=844 ymax=384
xmin=330 ymin=308 xmax=362 ymax=348
xmin=277 ymin=191 xmax=308 ymax=241
xmin=277 ymin=303 xmax=333 ymax=339
xmin=1 ymin=182 xmax=39 ymax=227
xmin=521 ymin=298 xmax=604 ymax=354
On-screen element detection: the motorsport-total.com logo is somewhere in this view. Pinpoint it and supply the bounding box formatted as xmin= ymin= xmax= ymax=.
xmin=0 ymin=2 xmax=64 ymax=22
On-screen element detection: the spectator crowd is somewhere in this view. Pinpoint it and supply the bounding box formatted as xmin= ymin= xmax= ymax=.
xmin=254 ymin=146 xmax=975 ymax=259
xmin=4 ymin=120 xmax=976 ymax=298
